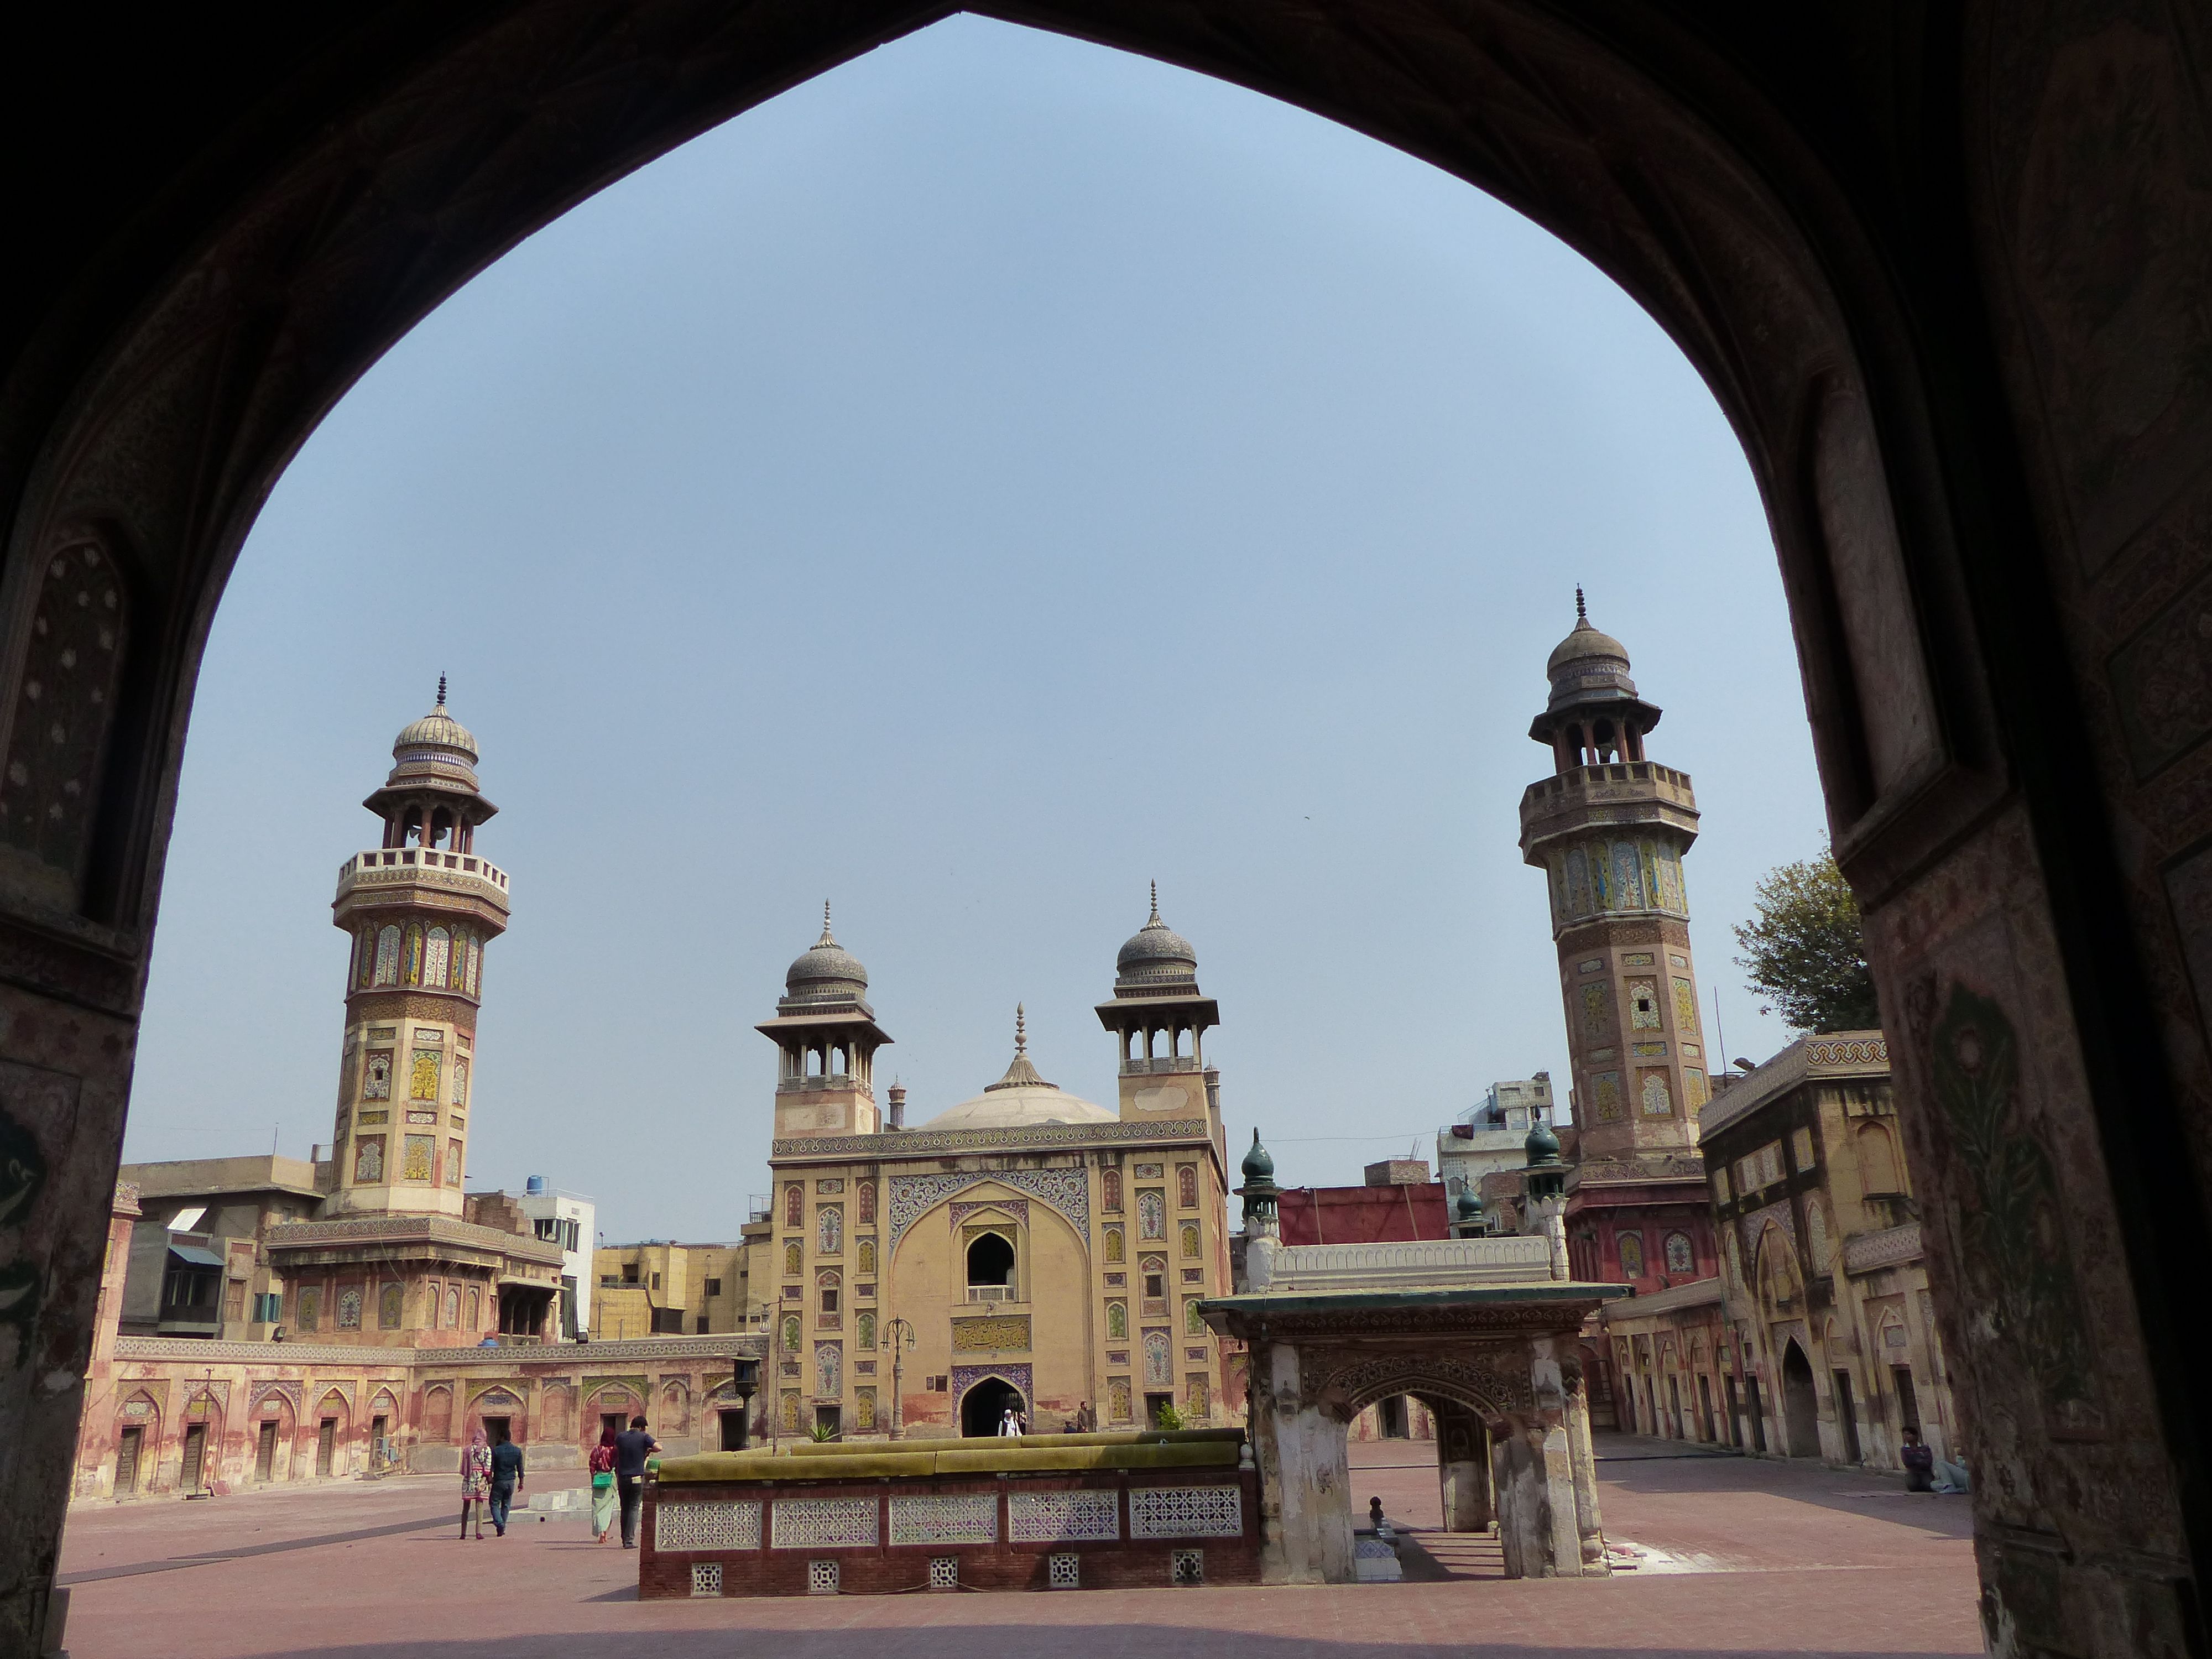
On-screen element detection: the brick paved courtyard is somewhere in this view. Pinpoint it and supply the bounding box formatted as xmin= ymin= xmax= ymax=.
xmin=55 ymin=1436 xmax=1979 ymax=1659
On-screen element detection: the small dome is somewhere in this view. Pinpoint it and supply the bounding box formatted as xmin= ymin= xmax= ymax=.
xmin=1524 ymin=1119 xmax=1562 ymax=1165
xmin=394 ymin=702 xmax=478 ymax=764
xmin=1117 ymin=883 xmax=1197 ymax=984
xmin=1240 ymin=1129 xmax=1275 ymax=1183
xmin=1455 ymin=1184 xmax=1485 ymax=1222
xmin=786 ymin=904 xmax=867 ymax=999
xmin=1545 ymin=615 xmax=1631 ymax=679
xmin=922 ymin=1011 xmax=1115 ymax=1130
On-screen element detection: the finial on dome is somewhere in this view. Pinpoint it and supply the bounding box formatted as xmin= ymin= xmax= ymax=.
xmin=1149 ymin=879 xmax=1160 ymax=923
xmin=436 ymin=672 xmax=447 ymax=707
xmin=818 ymin=900 xmax=835 ymax=946
xmin=1574 ymin=586 xmax=1586 ymax=623
xmin=1015 ymin=1003 xmax=1027 ymax=1055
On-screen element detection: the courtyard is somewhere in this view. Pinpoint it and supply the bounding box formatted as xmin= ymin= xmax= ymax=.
xmin=55 ymin=1435 xmax=1978 ymax=1658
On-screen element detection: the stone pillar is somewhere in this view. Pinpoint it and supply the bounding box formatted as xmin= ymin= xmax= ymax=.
xmin=1249 ymin=1341 xmax=1353 ymax=1584
xmin=1493 ymin=1425 xmax=1547 ymax=1578
xmin=1564 ymin=1359 xmax=1609 ymax=1572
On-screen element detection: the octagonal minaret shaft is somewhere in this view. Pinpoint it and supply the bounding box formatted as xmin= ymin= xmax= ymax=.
xmin=1519 ymin=594 xmax=1710 ymax=1157
xmin=325 ymin=685 xmax=511 ymax=1218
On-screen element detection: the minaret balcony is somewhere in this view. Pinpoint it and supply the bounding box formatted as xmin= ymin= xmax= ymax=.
xmin=336 ymin=847 xmax=511 ymax=904
xmin=1120 ymin=1055 xmax=1205 ymax=1077
xmin=1519 ymin=761 xmax=1699 ymax=851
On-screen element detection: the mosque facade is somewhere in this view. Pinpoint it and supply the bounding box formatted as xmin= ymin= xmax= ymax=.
xmin=756 ymin=893 xmax=1233 ymax=1440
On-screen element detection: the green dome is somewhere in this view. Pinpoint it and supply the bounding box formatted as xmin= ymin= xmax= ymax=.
xmin=1455 ymin=1185 xmax=1484 ymax=1221
xmin=1241 ymin=1128 xmax=1275 ymax=1182
xmin=1525 ymin=1119 xmax=1562 ymax=1165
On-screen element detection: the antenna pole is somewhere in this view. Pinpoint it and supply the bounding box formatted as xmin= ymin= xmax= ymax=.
xmin=1712 ymin=987 xmax=1730 ymax=1076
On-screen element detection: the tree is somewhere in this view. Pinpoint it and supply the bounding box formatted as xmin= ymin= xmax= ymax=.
xmin=1733 ymin=851 xmax=1880 ymax=1034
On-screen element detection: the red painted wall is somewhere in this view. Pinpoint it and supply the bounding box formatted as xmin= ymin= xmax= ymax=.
xmin=1275 ymin=1183 xmax=1450 ymax=1245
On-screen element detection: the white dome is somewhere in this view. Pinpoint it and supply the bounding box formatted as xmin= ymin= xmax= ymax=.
xmin=921 ymin=1083 xmax=1116 ymax=1131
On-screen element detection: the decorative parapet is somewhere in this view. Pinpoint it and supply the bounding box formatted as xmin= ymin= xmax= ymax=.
xmin=1266 ymin=1235 xmax=1552 ymax=1293
xmin=114 ymin=1333 xmax=766 ymax=1369
xmin=1841 ymin=1221 xmax=1922 ymax=1276
xmin=774 ymin=1118 xmax=1211 ymax=1160
xmin=263 ymin=1214 xmax=564 ymax=1265
xmin=337 ymin=846 xmax=510 ymax=901
xmin=1699 ymin=1031 xmax=1889 ymax=1139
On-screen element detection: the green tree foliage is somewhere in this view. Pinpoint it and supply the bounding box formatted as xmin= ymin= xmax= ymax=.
xmin=1733 ymin=851 xmax=1880 ymax=1034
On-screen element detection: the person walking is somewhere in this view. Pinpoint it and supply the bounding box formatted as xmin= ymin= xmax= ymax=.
xmin=614 ymin=1413 xmax=660 ymax=1550
xmin=487 ymin=1431 xmax=525 ymax=1535
xmin=589 ymin=1425 xmax=619 ymax=1543
xmin=459 ymin=1427 xmax=492 ymax=1540
xmin=997 ymin=1406 xmax=1019 ymax=1438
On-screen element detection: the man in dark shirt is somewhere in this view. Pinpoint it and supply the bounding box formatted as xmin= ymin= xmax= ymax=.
xmin=487 ymin=1435 xmax=525 ymax=1536
xmin=614 ymin=1414 xmax=659 ymax=1549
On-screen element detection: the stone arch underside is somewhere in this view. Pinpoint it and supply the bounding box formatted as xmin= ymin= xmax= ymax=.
xmin=12 ymin=0 xmax=2206 ymax=1644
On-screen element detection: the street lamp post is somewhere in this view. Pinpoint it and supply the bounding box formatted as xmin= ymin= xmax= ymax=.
xmin=884 ymin=1317 xmax=916 ymax=1440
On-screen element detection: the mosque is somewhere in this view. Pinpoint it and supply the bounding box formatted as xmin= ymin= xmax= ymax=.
xmin=754 ymin=890 xmax=1233 ymax=1439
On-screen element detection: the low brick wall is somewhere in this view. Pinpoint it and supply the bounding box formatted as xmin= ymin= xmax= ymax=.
xmin=640 ymin=1442 xmax=1260 ymax=1597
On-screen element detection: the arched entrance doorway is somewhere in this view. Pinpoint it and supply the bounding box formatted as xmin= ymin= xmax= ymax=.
xmin=1780 ymin=1340 xmax=1821 ymax=1460
xmin=4 ymin=5 xmax=2210 ymax=1650
xmin=959 ymin=1375 xmax=1025 ymax=1438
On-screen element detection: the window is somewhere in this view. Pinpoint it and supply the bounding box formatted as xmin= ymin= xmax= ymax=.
xmin=821 ymin=1286 xmax=839 ymax=1315
xmin=253 ymin=1291 xmax=283 ymax=1323
xmin=1616 ymin=1233 xmax=1646 ymax=1279
xmin=622 ymin=1262 xmax=639 ymax=1284
xmin=1664 ymin=1233 xmax=1694 ymax=1275
xmin=1144 ymin=1270 xmax=1165 ymax=1300
xmin=704 ymin=1277 xmax=722 ymax=1297
xmin=651 ymin=1272 xmax=662 ymax=1291
xmin=696 ymin=1316 xmax=709 ymax=1334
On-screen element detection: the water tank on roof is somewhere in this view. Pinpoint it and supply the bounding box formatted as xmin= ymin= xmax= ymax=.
xmin=525 ymin=1175 xmax=546 ymax=1196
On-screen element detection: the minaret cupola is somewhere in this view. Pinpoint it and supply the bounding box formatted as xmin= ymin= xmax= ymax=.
xmin=1097 ymin=883 xmax=1220 ymax=1126
xmin=758 ymin=905 xmax=891 ymax=1139
xmin=1528 ymin=589 xmax=1666 ymax=774
xmin=364 ymin=677 xmax=497 ymax=853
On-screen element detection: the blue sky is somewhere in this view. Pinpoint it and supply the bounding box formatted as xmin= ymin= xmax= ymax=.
xmin=123 ymin=17 xmax=1827 ymax=1243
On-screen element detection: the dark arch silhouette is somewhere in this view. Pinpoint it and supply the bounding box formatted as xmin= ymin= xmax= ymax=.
xmin=2 ymin=8 xmax=2208 ymax=1649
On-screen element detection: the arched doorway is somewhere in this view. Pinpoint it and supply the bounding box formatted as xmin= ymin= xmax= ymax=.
xmin=959 ymin=1375 xmax=1025 ymax=1438
xmin=4 ymin=5 xmax=2209 ymax=1647
xmin=1780 ymin=1340 xmax=1821 ymax=1460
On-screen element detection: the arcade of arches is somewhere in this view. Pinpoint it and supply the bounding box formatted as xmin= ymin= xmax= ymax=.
xmin=4 ymin=6 xmax=2212 ymax=1657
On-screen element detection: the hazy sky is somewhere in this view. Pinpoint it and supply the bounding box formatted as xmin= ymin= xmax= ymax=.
xmin=123 ymin=17 xmax=1828 ymax=1243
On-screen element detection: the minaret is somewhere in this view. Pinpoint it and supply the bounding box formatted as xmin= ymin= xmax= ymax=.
xmin=1519 ymin=594 xmax=1710 ymax=1160
xmin=757 ymin=905 xmax=891 ymax=1138
xmin=326 ymin=683 xmax=511 ymax=1218
xmin=1096 ymin=884 xmax=1220 ymax=1131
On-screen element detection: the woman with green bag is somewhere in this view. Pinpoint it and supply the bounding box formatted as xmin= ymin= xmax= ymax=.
xmin=588 ymin=1425 xmax=619 ymax=1543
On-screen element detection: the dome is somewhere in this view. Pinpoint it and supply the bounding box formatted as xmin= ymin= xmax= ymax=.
xmin=1525 ymin=1119 xmax=1562 ymax=1165
xmin=1545 ymin=615 xmax=1631 ymax=679
xmin=1240 ymin=1128 xmax=1275 ymax=1183
xmin=394 ymin=702 xmax=477 ymax=764
xmin=1455 ymin=1184 xmax=1485 ymax=1222
xmin=383 ymin=678 xmax=483 ymax=793
xmin=1116 ymin=883 xmax=1197 ymax=985
xmin=920 ymin=1007 xmax=1115 ymax=1130
xmin=785 ymin=904 xmax=867 ymax=999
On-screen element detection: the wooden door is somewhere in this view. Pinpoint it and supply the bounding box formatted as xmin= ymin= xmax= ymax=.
xmin=255 ymin=1421 xmax=277 ymax=1480
xmin=316 ymin=1418 xmax=336 ymax=1477
xmin=115 ymin=1425 xmax=143 ymax=1494
xmin=180 ymin=1423 xmax=206 ymax=1491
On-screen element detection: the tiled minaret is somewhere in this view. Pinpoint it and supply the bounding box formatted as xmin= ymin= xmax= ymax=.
xmin=325 ymin=682 xmax=511 ymax=1218
xmin=1520 ymin=593 xmax=1711 ymax=1157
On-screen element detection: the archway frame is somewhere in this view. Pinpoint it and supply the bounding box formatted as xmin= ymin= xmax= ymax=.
xmin=0 ymin=1 xmax=2204 ymax=1648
